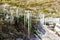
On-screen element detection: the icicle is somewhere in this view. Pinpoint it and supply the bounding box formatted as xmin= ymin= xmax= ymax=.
xmin=16 ymin=8 xmax=19 ymax=17
xmin=26 ymin=12 xmax=30 ymax=39
xmin=10 ymin=10 xmax=14 ymax=24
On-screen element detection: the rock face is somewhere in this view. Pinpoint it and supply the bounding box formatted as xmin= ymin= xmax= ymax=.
xmin=0 ymin=14 xmax=46 ymax=40
xmin=0 ymin=0 xmax=60 ymax=40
